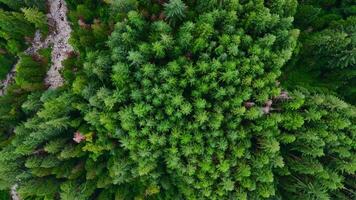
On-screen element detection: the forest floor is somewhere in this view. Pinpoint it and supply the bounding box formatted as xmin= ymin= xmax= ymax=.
xmin=0 ymin=0 xmax=73 ymax=97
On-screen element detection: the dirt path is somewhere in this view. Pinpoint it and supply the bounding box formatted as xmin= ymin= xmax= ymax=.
xmin=44 ymin=0 xmax=73 ymax=88
xmin=11 ymin=185 xmax=20 ymax=200
xmin=0 ymin=67 xmax=16 ymax=96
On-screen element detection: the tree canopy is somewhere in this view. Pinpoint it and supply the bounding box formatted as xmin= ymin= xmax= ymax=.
xmin=0 ymin=0 xmax=355 ymax=199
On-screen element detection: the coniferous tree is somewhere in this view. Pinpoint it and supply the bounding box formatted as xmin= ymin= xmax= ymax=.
xmin=0 ymin=0 xmax=26 ymax=11
xmin=0 ymin=9 xmax=35 ymax=56
xmin=0 ymin=9 xmax=35 ymax=40
xmin=276 ymin=90 xmax=356 ymax=199
xmin=283 ymin=0 xmax=356 ymax=103
xmin=0 ymin=0 xmax=299 ymax=199
xmin=21 ymin=7 xmax=48 ymax=35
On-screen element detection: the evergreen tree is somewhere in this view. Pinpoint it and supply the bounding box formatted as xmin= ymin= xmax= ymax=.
xmin=283 ymin=0 xmax=356 ymax=103
xmin=0 ymin=9 xmax=35 ymax=54
xmin=0 ymin=0 xmax=299 ymax=199
xmin=21 ymin=7 xmax=48 ymax=35
xmin=0 ymin=9 xmax=34 ymax=39
xmin=277 ymin=90 xmax=356 ymax=199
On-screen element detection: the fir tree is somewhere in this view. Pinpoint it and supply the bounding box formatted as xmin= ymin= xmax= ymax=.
xmin=164 ymin=0 xmax=187 ymax=23
xmin=21 ymin=7 xmax=48 ymax=35
xmin=0 ymin=9 xmax=35 ymax=40
xmin=283 ymin=0 xmax=356 ymax=103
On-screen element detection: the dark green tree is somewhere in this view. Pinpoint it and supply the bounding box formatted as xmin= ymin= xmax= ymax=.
xmin=283 ymin=0 xmax=356 ymax=103
xmin=276 ymin=90 xmax=356 ymax=199
xmin=21 ymin=7 xmax=48 ymax=35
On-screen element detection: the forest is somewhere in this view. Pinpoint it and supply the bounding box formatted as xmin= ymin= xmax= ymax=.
xmin=0 ymin=0 xmax=355 ymax=199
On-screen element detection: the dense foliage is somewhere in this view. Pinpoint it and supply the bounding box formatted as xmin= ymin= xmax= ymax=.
xmin=0 ymin=0 xmax=355 ymax=199
xmin=0 ymin=0 xmax=48 ymax=77
xmin=0 ymin=1 xmax=50 ymax=197
xmin=283 ymin=0 xmax=356 ymax=103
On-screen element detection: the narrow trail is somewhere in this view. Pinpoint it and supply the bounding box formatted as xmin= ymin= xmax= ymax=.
xmin=0 ymin=0 xmax=73 ymax=97
xmin=44 ymin=0 xmax=73 ymax=88
xmin=0 ymin=66 xmax=16 ymax=96
xmin=11 ymin=185 xmax=20 ymax=200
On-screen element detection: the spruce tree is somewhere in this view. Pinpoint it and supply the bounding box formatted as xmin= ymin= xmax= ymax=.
xmin=0 ymin=0 xmax=25 ymax=11
xmin=0 ymin=9 xmax=35 ymax=54
xmin=277 ymin=90 xmax=356 ymax=199
xmin=21 ymin=7 xmax=48 ymax=35
xmin=283 ymin=0 xmax=356 ymax=103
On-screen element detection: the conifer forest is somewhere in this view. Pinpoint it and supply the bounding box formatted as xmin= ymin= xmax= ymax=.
xmin=0 ymin=0 xmax=355 ymax=199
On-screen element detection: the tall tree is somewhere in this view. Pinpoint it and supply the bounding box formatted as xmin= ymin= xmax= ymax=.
xmin=21 ymin=7 xmax=48 ymax=34
xmin=283 ymin=0 xmax=356 ymax=103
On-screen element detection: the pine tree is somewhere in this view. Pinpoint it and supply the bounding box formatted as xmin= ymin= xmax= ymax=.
xmin=277 ymin=91 xmax=356 ymax=199
xmin=283 ymin=0 xmax=356 ymax=103
xmin=0 ymin=9 xmax=35 ymax=40
xmin=21 ymin=7 xmax=48 ymax=35
xmin=0 ymin=0 xmax=26 ymax=11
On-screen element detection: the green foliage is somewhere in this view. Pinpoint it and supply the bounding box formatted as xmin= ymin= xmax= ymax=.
xmin=0 ymin=0 xmax=45 ymax=12
xmin=21 ymin=7 xmax=48 ymax=35
xmin=0 ymin=5 xmax=38 ymax=83
xmin=283 ymin=0 xmax=356 ymax=103
xmin=164 ymin=0 xmax=187 ymax=23
xmin=0 ymin=1 xmax=355 ymax=200
xmin=2 ymin=0 xmax=299 ymax=199
xmin=0 ymin=190 xmax=9 ymax=199
xmin=14 ymin=54 xmax=47 ymax=91
xmin=0 ymin=52 xmax=48 ymax=162
xmin=0 ymin=54 xmax=14 ymax=79
xmin=23 ymin=0 xmax=46 ymax=12
xmin=0 ymin=0 xmax=25 ymax=11
xmin=0 ymin=52 xmax=49 ymax=147
xmin=0 ymin=9 xmax=35 ymax=40
xmin=67 ymin=1 xmax=110 ymax=53
xmin=277 ymin=91 xmax=356 ymax=199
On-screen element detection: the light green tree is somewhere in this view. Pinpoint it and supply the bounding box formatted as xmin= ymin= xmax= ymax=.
xmin=21 ymin=7 xmax=48 ymax=34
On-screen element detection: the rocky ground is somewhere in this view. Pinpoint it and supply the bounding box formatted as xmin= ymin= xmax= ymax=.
xmin=0 ymin=67 xmax=16 ymax=96
xmin=44 ymin=0 xmax=73 ymax=88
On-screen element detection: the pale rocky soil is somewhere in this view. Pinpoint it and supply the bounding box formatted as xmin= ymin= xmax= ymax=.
xmin=11 ymin=185 xmax=20 ymax=200
xmin=0 ymin=66 xmax=16 ymax=96
xmin=44 ymin=0 xmax=73 ymax=88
